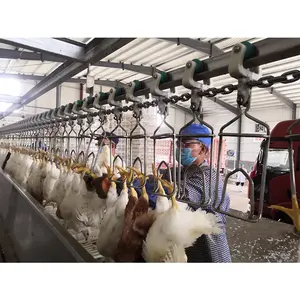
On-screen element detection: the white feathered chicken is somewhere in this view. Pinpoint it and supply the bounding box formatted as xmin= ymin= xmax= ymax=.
xmin=42 ymin=160 xmax=61 ymax=204
xmin=27 ymin=156 xmax=48 ymax=203
xmin=152 ymin=163 xmax=188 ymax=215
xmin=59 ymin=167 xmax=106 ymax=240
xmin=96 ymin=166 xmax=129 ymax=259
xmin=48 ymin=167 xmax=68 ymax=205
xmin=19 ymin=154 xmax=34 ymax=188
xmin=162 ymin=244 xmax=188 ymax=263
xmin=143 ymin=177 xmax=222 ymax=262
xmin=94 ymin=144 xmax=124 ymax=177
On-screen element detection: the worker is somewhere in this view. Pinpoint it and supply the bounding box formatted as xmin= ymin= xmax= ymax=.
xmin=96 ymin=131 xmax=119 ymax=157
xmin=236 ymin=164 xmax=247 ymax=192
xmin=174 ymin=123 xmax=231 ymax=262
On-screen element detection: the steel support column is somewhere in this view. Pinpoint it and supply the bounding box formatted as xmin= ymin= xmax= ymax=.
xmin=292 ymin=108 xmax=297 ymax=120
xmin=56 ymin=85 xmax=62 ymax=108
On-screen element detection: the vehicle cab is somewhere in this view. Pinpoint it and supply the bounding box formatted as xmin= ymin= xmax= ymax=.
xmin=249 ymin=120 xmax=300 ymax=223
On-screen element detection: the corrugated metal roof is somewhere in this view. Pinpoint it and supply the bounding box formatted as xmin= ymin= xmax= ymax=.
xmin=0 ymin=37 xmax=300 ymax=116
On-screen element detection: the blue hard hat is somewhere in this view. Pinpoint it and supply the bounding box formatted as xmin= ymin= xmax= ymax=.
xmin=100 ymin=131 xmax=119 ymax=146
xmin=180 ymin=123 xmax=212 ymax=148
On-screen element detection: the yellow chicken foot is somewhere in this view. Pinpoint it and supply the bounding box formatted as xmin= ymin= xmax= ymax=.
xmin=116 ymin=166 xmax=134 ymax=183
xmin=158 ymin=178 xmax=178 ymax=210
xmin=75 ymin=166 xmax=89 ymax=173
xmin=123 ymin=177 xmax=128 ymax=190
xmin=170 ymin=195 xmax=178 ymax=210
xmin=159 ymin=177 xmax=174 ymax=194
xmin=152 ymin=163 xmax=164 ymax=194
xmin=152 ymin=163 xmax=158 ymax=177
xmin=157 ymin=175 xmax=165 ymax=194
xmin=270 ymin=194 xmax=300 ymax=232
xmin=140 ymin=176 xmax=149 ymax=202
xmin=103 ymin=162 xmax=114 ymax=178
xmin=129 ymin=167 xmax=149 ymax=201
xmin=116 ymin=166 xmax=137 ymax=198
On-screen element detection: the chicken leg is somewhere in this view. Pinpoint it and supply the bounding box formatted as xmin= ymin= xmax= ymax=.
xmin=270 ymin=194 xmax=300 ymax=232
xmin=158 ymin=177 xmax=179 ymax=210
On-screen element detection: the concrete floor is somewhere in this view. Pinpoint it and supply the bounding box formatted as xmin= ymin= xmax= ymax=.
xmin=227 ymin=215 xmax=300 ymax=262
xmin=225 ymin=183 xmax=300 ymax=263
xmin=227 ymin=183 xmax=250 ymax=213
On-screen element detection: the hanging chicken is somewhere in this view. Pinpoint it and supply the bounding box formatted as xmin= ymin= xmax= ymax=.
xmin=18 ymin=152 xmax=34 ymax=188
xmin=142 ymin=177 xmax=222 ymax=262
xmin=42 ymin=157 xmax=61 ymax=205
xmin=26 ymin=152 xmax=48 ymax=203
xmin=59 ymin=164 xmax=107 ymax=240
xmin=95 ymin=131 xmax=125 ymax=176
xmin=96 ymin=165 xmax=125 ymax=258
xmin=114 ymin=167 xmax=155 ymax=262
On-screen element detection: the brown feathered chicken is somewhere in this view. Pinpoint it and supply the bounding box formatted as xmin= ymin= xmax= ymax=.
xmin=114 ymin=167 xmax=155 ymax=262
xmin=92 ymin=163 xmax=115 ymax=199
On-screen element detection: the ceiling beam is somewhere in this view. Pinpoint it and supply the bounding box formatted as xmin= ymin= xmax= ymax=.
xmin=0 ymin=49 xmax=159 ymax=75
xmin=0 ymin=38 xmax=85 ymax=62
xmin=93 ymin=61 xmax=159 ymax=76
xmin=0 ymin=48 xmax=65 ymax=62
xmin=268 ymin=87 xmax=297 ymax=119
xmin=0 ymin=72 xmax=126 ymax=86
xmin=0 ymin=94 xmax=20 ymax=104
xmin=160 ymin=38 xmax=224 ymax=56
xmin=21 ymin=38 xmax=134 ymax=102
xmin=206 ymin=96 xmax=239 ymax=115
xmin=2 ymin=38 xmax=300 ymax=120
xmin=54 ymin=38 xmax=86 ymax=47
xmin=0 ymin=38 xmax=134 ymax=119
xmin=171 ymin=103 xmax=193 ymax=115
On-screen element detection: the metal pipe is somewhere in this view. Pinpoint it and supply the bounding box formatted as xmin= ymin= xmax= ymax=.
xmin=56 ymin=85 xmax=62 ymax=108
xmin=80 ymin=83 xmax=84 ymax=100
xmin=236 ymin=116 xmax=242 ymax=168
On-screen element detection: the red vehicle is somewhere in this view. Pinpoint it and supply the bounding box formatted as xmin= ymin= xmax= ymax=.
xmin=249 ymin=120 xmax=300 ymax=224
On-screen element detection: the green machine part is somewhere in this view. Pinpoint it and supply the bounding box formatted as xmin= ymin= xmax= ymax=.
xmin=159 ymin=71 xmax=169 ymax=84
xmin=86 ymin=96 xmax=94 ymax=106
xmin=133 ymin=80 xmax=142 ymax=91
xmin=192 ymin=59 xmax=207 ymax=73
xmin=241 ymin=41 xmax=258 ymax=60
xmin=75 ymin=100 xmax=83 ymax=107
xmin=114 ymin=87 xmax=124 ymax=96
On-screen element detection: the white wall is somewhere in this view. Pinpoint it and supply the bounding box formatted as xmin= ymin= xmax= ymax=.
xmin=35 ymin=82 xmax=81 ymax=108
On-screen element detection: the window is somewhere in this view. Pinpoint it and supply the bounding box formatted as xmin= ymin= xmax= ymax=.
xmin=267 ymin=149 xmax=290 ymax=171
xmin=0 ymin=78 xmax=21 ymax=113
xmin=0 ymin=78 xmax=21 ymax=97
xmin=0 ymin=103 xmax=12 ymax=112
